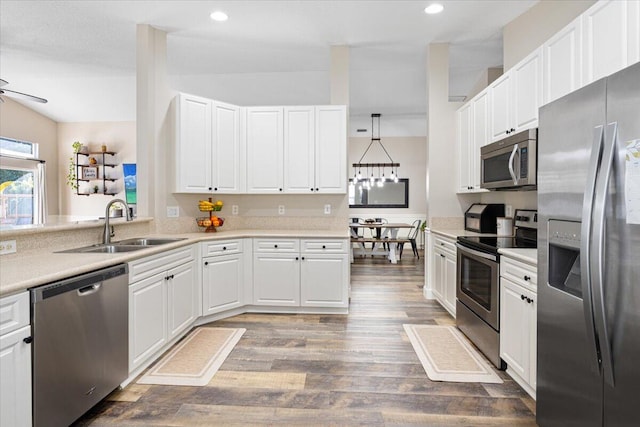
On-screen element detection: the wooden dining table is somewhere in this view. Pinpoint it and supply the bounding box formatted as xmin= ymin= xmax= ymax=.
xmin=349 ymin=222 xmax=414 ymax=264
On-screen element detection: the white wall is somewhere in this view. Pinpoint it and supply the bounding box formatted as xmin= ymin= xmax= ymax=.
xmin=0 ymin=98 xmax=60 ymax=215
xmin=426 ymin=44 xmax=465 ymax=225
xmin=57 ymin=122 xmax=136 ymax=216
xmin=348 ymin=136 xmax=426 ymax=220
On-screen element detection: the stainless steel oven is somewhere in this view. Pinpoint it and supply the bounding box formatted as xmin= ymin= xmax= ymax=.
xmin=455 ymin=243 xmax=502 ymax=368
xmin=454 ymin=209 xmax=538 ymax=369
xmin=456 ymin=244 xmax=499 ymax=329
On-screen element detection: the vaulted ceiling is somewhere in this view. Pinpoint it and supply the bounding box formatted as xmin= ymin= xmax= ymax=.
xmin=0 ymin=0 xmax=536 ymax=122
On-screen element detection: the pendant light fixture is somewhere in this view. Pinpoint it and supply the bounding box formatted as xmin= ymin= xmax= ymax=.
xmin=351 ymin=113 xmax=400 ymax=186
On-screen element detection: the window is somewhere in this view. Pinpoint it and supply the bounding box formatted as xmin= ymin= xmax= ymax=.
xmin=0 ymin=137 xmax=46 ymax=226
xmin=349 ymin=178 xmax=409 ymax=208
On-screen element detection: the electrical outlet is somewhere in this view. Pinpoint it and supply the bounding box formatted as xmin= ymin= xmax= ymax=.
xmin=232 ymin=205 xmax=239 ymax=215
xmin=505 ymin=205 xmax=513 ymax=218
xmin=278 ymin=205 xmax=285 ymax=215
xmin=0 ymin=240 xmax=17 ymax=255
xmin=166 ymin=206 xmax=179 ymax=218
xmin=324 ymin=204 xmax=331 ymax=214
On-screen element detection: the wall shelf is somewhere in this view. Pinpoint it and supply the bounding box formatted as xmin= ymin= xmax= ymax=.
xmin=75 ymin=151 xmax=119 ymax=196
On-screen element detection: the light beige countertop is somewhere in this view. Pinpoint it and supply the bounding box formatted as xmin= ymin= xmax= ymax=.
xmin=498 ymin=248 xmax=538 ymax=265
xmin=0 ymin=229 xmax=349 ymax=298
xmin=426 ymin=228 xmax=502 ymax=240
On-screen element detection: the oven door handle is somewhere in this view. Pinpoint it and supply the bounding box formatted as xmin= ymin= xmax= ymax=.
xmin=455 ymin=243 xmax=498 ymax=262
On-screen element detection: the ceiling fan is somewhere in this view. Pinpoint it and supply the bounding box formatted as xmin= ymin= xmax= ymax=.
xmin=0 ymin=79 xmax=48 ymax=103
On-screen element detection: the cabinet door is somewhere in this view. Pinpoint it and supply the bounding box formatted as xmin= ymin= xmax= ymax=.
xmin=443 ymin=251 xmax=457 ymax=316
xmin=167 ymin=261 xmax=197 ymax=341
xmin=543 ymin=17 xmax=582 ymax=104
xmin=432 ymin=247 xmax=445 ymax=300
xmin=529 ymin=289 xmax=537 ymax=396
xmin=284 ymin=106 xmax=316 ymax=193
xmin=129 ymin=272 xmax=167 ymax=372
xmin=246 ymin=107 xmax=284 ymax=193
xmin=488 ymin=72 xmax=513 ymax=142
xmin=175 ymin=93 xmax=212 ymax=193
xmin=202 ymin=253 xmax=244 ymax=315
xmin=512 ymin=47 xmax=543 ymax=132
xmin=500 ymin=278 xmax=529 ymax=382
xmin=0 ymin=325 xmax=31 ymax=427
xmin=471 ymin=89 xmax=489 ymax=190
xmin=212 ymin=101 xmax=242 ymax=193
xmin=456 ymin=103 xmax=472 ymax=193
xmin=253 ymin=253 xmax=300 ymax=306
xmin=582 ymin=0 xmax=633 ymax=84
xmin=314 ymin=106 xmax=347 ymax=193
xmin=300 ymin=254 xmax=349 ymax=308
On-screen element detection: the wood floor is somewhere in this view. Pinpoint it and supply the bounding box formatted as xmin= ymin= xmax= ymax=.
xmin=75 ymin=251 xmax=537 ymax=426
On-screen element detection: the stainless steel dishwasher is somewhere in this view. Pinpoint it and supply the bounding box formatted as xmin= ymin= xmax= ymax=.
xmin=31 ymin=264 xmax=128 ymax=427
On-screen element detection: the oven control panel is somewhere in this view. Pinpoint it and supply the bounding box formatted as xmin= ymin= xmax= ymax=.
xmin=514 ymin=209 xmax=538 ymax=229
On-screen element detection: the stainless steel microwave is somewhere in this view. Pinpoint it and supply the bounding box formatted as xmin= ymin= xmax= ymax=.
xmin=480 ymin=128 xmax=537 ymax=190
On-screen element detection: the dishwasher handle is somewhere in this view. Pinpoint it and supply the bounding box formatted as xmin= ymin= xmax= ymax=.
xmin=31 ymin=264 xmax=128 ymax=302
xmin=77 ymin=283 xmax=102 ymax=296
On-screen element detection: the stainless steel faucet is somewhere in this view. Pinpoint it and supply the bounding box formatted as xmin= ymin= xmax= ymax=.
xmin=103 ymin=199 xmax=132 ymax=244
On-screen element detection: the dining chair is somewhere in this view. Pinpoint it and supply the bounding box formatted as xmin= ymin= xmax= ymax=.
xmin=398 ymin=219 xmax=421 ymax=259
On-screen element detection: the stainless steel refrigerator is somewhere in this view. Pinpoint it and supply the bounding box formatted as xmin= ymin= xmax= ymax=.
xmin=538 ymin=61 xmax=640 ymax=427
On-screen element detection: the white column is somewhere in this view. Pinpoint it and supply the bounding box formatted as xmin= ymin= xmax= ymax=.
xmin=136 ymin=24 xmax=171 ymax=222
xmin=330 ymin=46 xmax=349 ymax=106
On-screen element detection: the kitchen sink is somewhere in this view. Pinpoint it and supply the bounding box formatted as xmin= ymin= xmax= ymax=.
xmin=57 ymin=244 xmax=147 ymax=254
xmin=56 ymin=237 xmax=187 ymax=254
xmin=113 ymin=237 xmax=187 ymax=246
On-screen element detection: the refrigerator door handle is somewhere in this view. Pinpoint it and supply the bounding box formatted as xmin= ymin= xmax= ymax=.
xmin=591 ymin=121 xmax=618 ymax=387
xmin=508 ymin=144 xmax=518 ymax=184
xmin=581 ymin=125 xmax=604 ymax=374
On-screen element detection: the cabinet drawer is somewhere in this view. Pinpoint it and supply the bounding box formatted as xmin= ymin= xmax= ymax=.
xmin=253 ymin=239 xmax=299 ymax=253
xmin=433 ymin=236 xmax=456 ymax=255
xmin=0 ymin=292 xmax=30 ymax=336
xmin=201 ymin=239 xmax=243 ymax=257
xmin=301 ymin=239 xmax=347 ymax=254
xmin=129 ymin=245 xmax=196 ymax=283
xmin=501 ymin=256 xmax=537 ymax=289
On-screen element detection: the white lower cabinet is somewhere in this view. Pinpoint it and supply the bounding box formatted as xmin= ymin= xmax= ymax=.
xmin=202 ymin=239 xmax=247 ymax=315
xmin=0 ymin=292 xmax=31 ymax=427
xmin=431 ymin=235 xmax=457 ymax=317
xmin=128 ymin=245 xmax=197 ymax=373
xmin=500 ymin=255 xmax=537 ymax=399
xmin=253 ymin=238 xmax=349 ymax=308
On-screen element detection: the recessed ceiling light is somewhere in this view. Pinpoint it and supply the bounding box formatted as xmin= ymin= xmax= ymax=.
xmin=210 ymin=11 xmax=228 ymax=22
xmin=424 ymin=3 xmax=444 ymax=14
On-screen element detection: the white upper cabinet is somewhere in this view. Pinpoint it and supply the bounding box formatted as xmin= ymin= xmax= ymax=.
xmin=456 ymin=103 xmax=472 ymax=193
xmin=284 ymin=106 xmax=316 ymax=193
xmin=314 ymin=106 xmax=347 ymax=193
xmin=489 ymin=47 xmax=542 ymax=142
xmin=175 ymin=94 xmax=243 ymax=193
xmin=512 ymin=46 xmax=543 ymax=132
xmin=543 ymin=17 xmax=583 ymax=104
xmin=488 ymin=72 xmax=513 ymax=142
xmin=257 ymin=105 xmax=347 ymax=194
xmin=582 ymin=0 xmax=640 ymax=85
xmin=246 ymin=107 xmax=285 ymax=194
xmin=458 ymin=88 xmax=489 ymax=193
xmin=175 ymin=93 xmax=212 ymax=193
xmin=212 ymin=101 xmax=243 ymax=193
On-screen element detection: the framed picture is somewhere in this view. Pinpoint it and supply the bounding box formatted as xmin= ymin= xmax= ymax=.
xmin=123 ymin=163 xmax=137 ymax=204
xmin=82 ymin=166 xmax=98 ymax=180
